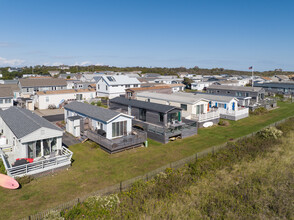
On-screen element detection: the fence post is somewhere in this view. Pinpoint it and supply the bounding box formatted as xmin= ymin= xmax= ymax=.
xmin=120 ymin=181 xmax=122 ymax=192
xmin=195 ymin=153 xmax=198 ymax=161
xmin=212 ymin=147 xmax=215 ymax=155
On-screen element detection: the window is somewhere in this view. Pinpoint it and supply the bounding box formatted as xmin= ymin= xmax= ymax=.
xmin=167 ymin=113 xmax=177 ymax=123
xmin=126 ymin=85 xmax=130 ymax=88
xmin=112 ymin=121 xmax=127 ymax=137
xmin=236 ymin=92 xmax=242 ymax=96
xmin=46 ymin=97 xmax=49 ymax=102
xmin=107 ymin=76 xmax=116 ymax=82
xmin=5 ymin=99 xmax=11 ymax=103
xmin=0 ymin=99 xmax=3 ymax=104
xmin=134 ymin=84 xmax=138 ymax=87
xmin=180 ymin=104 xmax=187 ymax=111
xmin=227 ymin=91 xmax=230 ymax=94
xmin=196 ymin=104 xmax=204 ymax=114
xmin=106 ymin=85 xmax=108 ymax=91
xmin=245 ymin=92 xmax=249 ymax=97
xmin=98 ymin=84 xmax=100 ymax=90
xmin=159 ymin=113 xmax=164 ymax=122
xmin=139 ymin=108 xmax=146 ymax=121
xmin=76 ymin=94 xmax=83 ymax=100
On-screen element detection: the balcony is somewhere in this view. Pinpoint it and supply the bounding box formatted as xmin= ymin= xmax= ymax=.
xmin=219 ymin=107 xmax=249 ymax=116
xmin=0 ymin=146 xmax=73 ymax=178
xmin=85 ymin=128 xmax=147 ymax=154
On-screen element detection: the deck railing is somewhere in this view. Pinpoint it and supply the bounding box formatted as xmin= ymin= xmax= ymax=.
xmin=86 ymin=129 xmax=147 ymax=153
xmin=219 ymin=107 xmax=249 ymax=116
xmin=0 ymin=146 xmax=73 ymax=178
xmin=148 ymin=121 xmax=197 ymax=136
xmin=191 ymin=109 xmax=220 ymax=122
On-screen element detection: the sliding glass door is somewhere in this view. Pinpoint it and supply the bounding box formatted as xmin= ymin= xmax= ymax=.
xmin=26 ymin=138 xmax=58 ymax=158
xmin=112 ymin=121 xmax=127 ymax=138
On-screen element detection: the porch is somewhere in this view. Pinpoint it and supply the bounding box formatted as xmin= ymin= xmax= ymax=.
xmin=85 ymin=128 xmax=147 ymax=154
xmin=190 ymin=109 xmax=220 ymax=122
xmin=136 ymin=119 xmax=197 ymax=144
xmin=219 ymin=107 xmax=249 ymax=121
xmin=0 ymin=146 xmax=73 ymax=178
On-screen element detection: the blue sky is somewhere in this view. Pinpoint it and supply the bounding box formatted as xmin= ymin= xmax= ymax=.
xmin=0 ymin=0 xmax=293 ymax=71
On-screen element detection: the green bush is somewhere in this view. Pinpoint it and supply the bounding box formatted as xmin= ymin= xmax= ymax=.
xmin=250 ymin=107 xmax=268 ymax=115
xmin=0 ymin=159 xmax=6 ymax=174
xmin=218 ymin=119 xmax=230 ymax=126
xmin=257 ymin=127 xmax=283 ymax=140
xmin=16 ymin=175 xmax=34 ymax=185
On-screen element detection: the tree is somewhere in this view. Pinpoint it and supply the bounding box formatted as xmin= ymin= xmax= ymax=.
xmin=183 ymin=77 xmax=193 ymax=89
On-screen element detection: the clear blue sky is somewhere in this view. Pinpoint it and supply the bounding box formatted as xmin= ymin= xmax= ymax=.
xmin=0 ymin=0 xmax=293 ymax=71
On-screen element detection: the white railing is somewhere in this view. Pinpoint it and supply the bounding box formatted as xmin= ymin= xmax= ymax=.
xmin=2 ymin=146 xmax=73 ymax=178
xmin=191 ymin=110 xmax=220 ymax=122
xmin=219 ymin=107 xmax=249 ymax=116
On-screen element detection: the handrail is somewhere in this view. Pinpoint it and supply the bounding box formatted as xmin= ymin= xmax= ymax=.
xmin=3 ymin=146 xmax=73 ymax=177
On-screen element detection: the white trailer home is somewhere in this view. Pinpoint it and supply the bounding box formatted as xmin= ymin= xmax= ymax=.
xmin=35 ymin=88 xmax=96 ymax=110
xmin=0 ymin=107 xmax=72 ymax=177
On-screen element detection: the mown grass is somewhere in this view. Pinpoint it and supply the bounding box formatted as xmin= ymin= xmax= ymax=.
xmin=0 ymin=101 xmax=294 ymax=219
xmin=62 ymin=118 xmax=294 ymax=219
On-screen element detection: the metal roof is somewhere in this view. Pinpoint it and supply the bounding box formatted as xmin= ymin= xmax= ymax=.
xmin=207 ymin=85 xmax=263 ymax=92
xmin=194 ymin=93 xmax=238 ymax=102
xmin=254 ymin=81 xmax=294 ymax=89
xmin=0 ymin=107 xmax=62 ymax=139
xmin=110 ymin=97 xmax=181 ymax=113
xmin=136 ymin=92 xmax=208 ymax=105
xmin=64 ymin=101 xmax=127 ymax=123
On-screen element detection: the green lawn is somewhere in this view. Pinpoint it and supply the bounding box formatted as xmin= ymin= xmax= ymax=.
xmin=1 ymin=101 xmax=294 ymax=219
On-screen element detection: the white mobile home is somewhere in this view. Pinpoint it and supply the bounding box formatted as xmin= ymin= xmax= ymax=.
xmin=35 ymin=88 xmax=96 ymax=110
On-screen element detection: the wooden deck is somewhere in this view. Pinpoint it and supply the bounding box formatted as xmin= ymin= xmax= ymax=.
xmin=0 ymin=147 xmax=73 ymax=178
xmin=85 ymin=129 xmax=147 ymax=154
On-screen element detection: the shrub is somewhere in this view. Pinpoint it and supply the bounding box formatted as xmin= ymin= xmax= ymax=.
xmin=0 ymin=159 xmax=6 ymax=174
xmin=48 ymin=104 xmax=56 ymax=109
xmin=257 ymin=127 xmax=283 ymax=140
xmin=16 ymin=175 xmax=34 ymax=185
xmin=218 ymin=119 xmax=230 ymax=126
xmin=250 ymin=107 xmax=268 ymax=115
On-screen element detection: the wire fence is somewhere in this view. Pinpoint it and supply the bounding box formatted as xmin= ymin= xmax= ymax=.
xmin=21 ymin=116 xmax=293 ymax=220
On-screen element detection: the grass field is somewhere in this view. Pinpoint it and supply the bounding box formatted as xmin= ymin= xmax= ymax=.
xmin=0 ymin=101 xmax=294 ymax=219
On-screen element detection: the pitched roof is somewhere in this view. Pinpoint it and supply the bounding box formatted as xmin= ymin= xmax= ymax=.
xmin=0 ymin=107 xmax=62 ymax=139
xmin=110 ymin=97 xmax=180 ymax=113
xmin=194 ymin=93 xmax=238 ymax=102
xmin=19 ymin=78 xmax=67 ymax=87
xmin=207 ymin=85 xmax=263 ymax=92
xmin=100 ymin=75 xmax=141 ymax=86
xmin=64 ymin=101 xmax=129 ymax=123
xmin=0 ymin=87 xmax=13 ymax=98
xmin=126 ymin=85 xmax=171 ymax=92
xmin=36 ymin=88 xmax=95 ymax=96
xmin=136 ymin=92 xmax=208 ymax=105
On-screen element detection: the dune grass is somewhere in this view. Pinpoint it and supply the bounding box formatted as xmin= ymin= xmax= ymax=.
xmin=0 ymin=101 xmax=294 ymax=219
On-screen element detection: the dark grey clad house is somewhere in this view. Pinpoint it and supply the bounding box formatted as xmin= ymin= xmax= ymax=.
xmin=254 ymin=81 xmax=294 ymax=94
xmin=109 ymin=97 xmax=197 ymax=144
xmin=206 ymin=85 xmax=265 ymax=106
